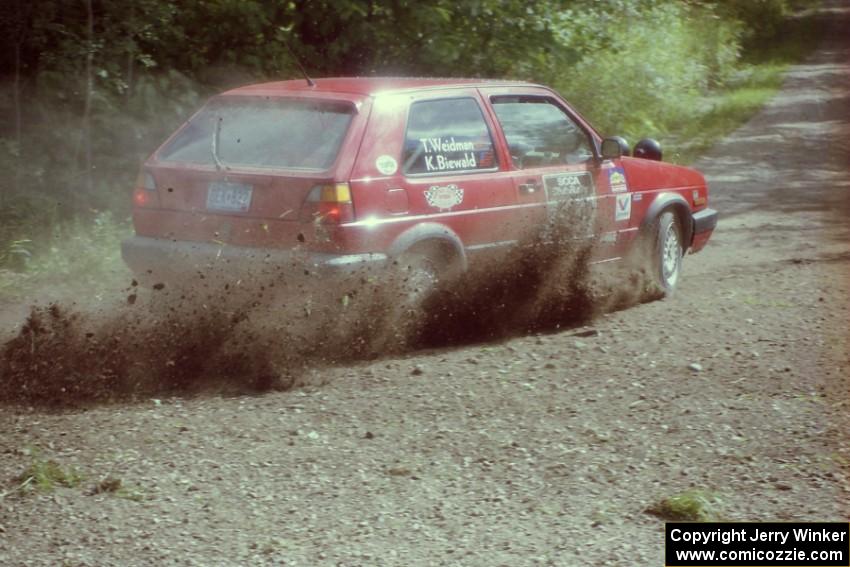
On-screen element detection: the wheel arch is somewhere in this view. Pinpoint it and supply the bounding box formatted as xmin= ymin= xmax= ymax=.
xmin=387 ymin=223 xmax=468 ymax=273
xmin=640 ymin=192 xmax=694 ymax=247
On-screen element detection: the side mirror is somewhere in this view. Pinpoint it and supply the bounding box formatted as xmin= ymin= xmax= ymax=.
xmin=601 ymin=136 xmax=630 ymax=160
xmin=633 ymin=138 xmax=662 ymax=161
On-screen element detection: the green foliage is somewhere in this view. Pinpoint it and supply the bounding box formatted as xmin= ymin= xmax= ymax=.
xmin=647 ymin=489 xmax=723 ymax=521
xmin=6 ymin=448 xmax=145 ymax=501
xmin=0 ymin=207 xmax=132 ymax=302
xmin=544 ymin=1 xmax=745 ymax=144
xmin=0 ymin=0 xmax=821 ymax=280
xmin=662 ymin=2 xmax=821 ymax=164
xmin=0 ymin=195 xmax=62 ymax=272
xmin=668 ymin=64 xmax=787 ymax=164
xmin=0 ymin=239 xmax=33 ymax=271
xmin=707 ymin=0 xmax=792 ymax=45
xmin=15 ymin=453 xmax=83 ymax=493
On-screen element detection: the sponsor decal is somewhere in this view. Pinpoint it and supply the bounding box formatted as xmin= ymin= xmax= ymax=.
xmin=478 ymin=149 xmax=495 ymax=168
xmin=543 ymin=171 xmax=595 ymax=201
xmin=609 ymin=167 xmax=628 ymax=193
xmin=633 ymin=192 xmax=642 ymax=202
xmin=375 ymin=154 xmax=398 ymax=176
xmin=615 ymin=193 xmax=632 ymax=221
xmin=542 ymin=172 xmax=596 ymax=237
xmin=424 ymin=184 xmax=464 ymax=210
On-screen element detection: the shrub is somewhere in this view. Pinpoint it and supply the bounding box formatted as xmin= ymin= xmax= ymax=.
xmin=548 ymin=2 xmax=744 ymax=142
xmin=647 ymin=489 xmax=723 ymax=521
xmin=15 ymin=454 xmax=83 ymax=492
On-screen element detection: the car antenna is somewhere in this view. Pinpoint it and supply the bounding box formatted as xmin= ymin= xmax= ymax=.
xmin=283 ymin=40 xmax=315 ymax=87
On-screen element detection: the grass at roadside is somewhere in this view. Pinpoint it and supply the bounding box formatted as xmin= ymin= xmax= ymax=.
xmin=668 ymin=65 xmax=786 ymax=164
xmin=668 ymin=5 xmax=825 ymax=164
xmin=12 ymin=452 xmax=83 ymax=494
xmin=646 ymin=489 xmax=724 ymax=521
xmin=2 ymin=447 xmax=147 ymax=502
xmin=0 ymin=211 xmax=132 ymax=305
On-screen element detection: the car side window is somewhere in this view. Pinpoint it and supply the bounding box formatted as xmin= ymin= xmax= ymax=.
xmin=402 ymin=98 xmax=498 ymax=175
xmin=490 ymin=96 xmax=594 ymax=168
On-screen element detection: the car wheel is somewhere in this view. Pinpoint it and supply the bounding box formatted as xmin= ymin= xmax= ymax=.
xmin=382 ymin=249 xmax=447 ymax=349
xmin=396 ymin=252 xmax=440 ymax=307
xmin=652 ymin=210 xmax=683 ymax=296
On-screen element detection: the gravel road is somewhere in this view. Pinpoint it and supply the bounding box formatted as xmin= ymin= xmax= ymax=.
xmin=1 ymin=3 xmax=848 ymax=566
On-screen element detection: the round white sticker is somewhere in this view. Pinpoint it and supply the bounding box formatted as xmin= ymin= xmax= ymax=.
xmin=375 ymin=155 xmax=398 ymax=176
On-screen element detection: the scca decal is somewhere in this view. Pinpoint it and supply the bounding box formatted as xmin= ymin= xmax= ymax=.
xmin=615 ymin=193 xmax=631 ymax=221
xmin=543 ymin=171 xmax=595 ymax=201
xmin=375 ymin=154 xmax=398 ymax=175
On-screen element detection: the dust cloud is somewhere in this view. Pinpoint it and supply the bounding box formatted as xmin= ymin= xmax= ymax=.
xmin=0 ymin=214 xmax=656 ymax=408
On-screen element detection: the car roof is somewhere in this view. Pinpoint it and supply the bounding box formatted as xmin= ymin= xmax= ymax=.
xmin=223 ymin=77 xmax=539 ymax=97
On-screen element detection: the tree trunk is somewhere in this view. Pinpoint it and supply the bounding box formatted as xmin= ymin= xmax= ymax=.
xmin=81 ymin=0 xmax=95 ymax=201
xmin=11 ymin=41 xmax=21 ymax=203
xmin=8 ymin=0 xmax=25 ymax=204
xmin=125 ymin=1 xmax=136 ymax=104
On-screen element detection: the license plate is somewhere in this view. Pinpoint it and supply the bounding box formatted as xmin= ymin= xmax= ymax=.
xmin=206 ymin=182 xmax=253 ymax=212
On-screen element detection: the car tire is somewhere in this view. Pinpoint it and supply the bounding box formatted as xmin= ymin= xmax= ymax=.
xmin=396 ymin=251 xmax=441 ymax=307
xmin=381 ymin=248 xmax=449 ymax=349
xmin=650 ymin=210 xmax=683 ymax=297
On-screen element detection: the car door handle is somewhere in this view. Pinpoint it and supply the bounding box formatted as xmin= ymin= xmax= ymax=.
xmin=518 ymin=180 xmax=541 ymax=194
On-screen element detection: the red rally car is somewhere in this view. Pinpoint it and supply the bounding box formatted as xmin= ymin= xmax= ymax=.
xmin=122 ymin=77 xmax=717 ymax=296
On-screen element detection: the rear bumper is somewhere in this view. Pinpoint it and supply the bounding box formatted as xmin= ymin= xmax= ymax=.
xmin=690 ymin=207 xmax=718 ymax=254
xmin=121 ymin=236 xmax=388 ymax=281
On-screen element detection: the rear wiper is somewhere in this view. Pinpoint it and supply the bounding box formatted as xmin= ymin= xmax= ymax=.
xmin=211 ymin=116 xmax=226 ymax=170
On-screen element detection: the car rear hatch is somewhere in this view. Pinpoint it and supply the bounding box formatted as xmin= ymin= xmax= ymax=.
xmin=133 ymin=93 xmax=368 ymax=249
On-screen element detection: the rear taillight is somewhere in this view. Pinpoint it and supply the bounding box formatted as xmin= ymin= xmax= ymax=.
xmin=302 ymin=182 xmax=354 ymax=224
xmin=133 ymin=169 xmax=158 ymax=208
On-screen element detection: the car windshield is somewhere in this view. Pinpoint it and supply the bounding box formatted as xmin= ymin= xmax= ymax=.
xmin=158 ymin=97 xmax=355 ymax=170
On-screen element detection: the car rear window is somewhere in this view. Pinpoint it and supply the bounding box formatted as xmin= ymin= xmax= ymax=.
xmin=402 ymin=98 xmax=498 ymax=175
xmin=158 ymin=97 xmax=355 ymax=170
